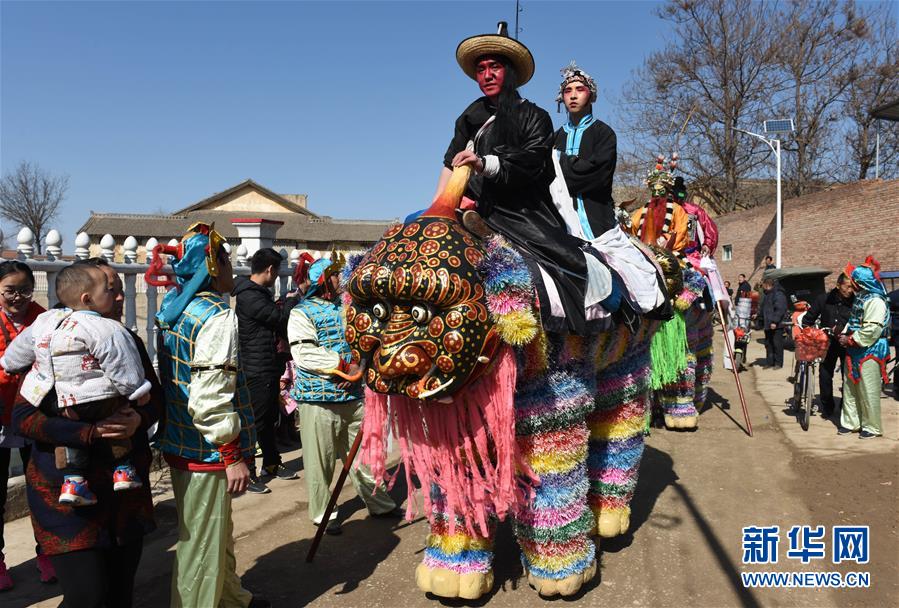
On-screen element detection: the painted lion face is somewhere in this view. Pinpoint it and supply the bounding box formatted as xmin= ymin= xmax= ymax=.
xmin=346 ymin=216 xmax=500 ymax=400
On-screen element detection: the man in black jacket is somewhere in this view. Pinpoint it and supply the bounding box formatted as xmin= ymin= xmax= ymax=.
xmin=802 ymin=274 xmax=855 ymax=418
xmin=552 ymin=61 xmax=617 ymax=238
xmin=233 ymin=248 xmax=298 ymax=492
xmin=736 ymin=274 xmax=752 ymax=299
xmin=437 ymin=22 xmax=591 ymax=335
xmin=761 ymin=278 xmax=788 ymax=368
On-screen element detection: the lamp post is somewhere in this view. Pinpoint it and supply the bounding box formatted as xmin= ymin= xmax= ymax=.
xmin=733 ymin=119 xmax=794 ymax=269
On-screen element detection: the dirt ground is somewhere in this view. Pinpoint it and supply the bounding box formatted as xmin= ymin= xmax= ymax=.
xmin=4 ymin=332 xmax=897 ymax=608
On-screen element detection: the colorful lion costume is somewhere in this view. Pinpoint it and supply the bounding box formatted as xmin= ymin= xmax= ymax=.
xmin=630 ymin=157 xmax=716 ymax=430
xmin=348 ymin=167 xmax=663 ymax=599
xmin=652 ymin=259 xmax=714 ymax=428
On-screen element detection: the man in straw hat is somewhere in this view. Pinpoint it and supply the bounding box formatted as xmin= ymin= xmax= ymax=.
xmin=435 ymin=22 xmax=592 ymax=335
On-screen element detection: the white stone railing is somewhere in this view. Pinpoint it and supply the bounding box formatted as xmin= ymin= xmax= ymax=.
xmin=13 ymin=228 xmax=361 ymax=361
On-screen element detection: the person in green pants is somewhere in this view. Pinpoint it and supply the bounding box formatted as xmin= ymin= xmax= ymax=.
xmin=149 ymin=223 xmax=267 ymax=607
xmin=287 ymin=257 xmax=399 ymax=535
xmin=837 ymin=257 xmax=891 ymax=439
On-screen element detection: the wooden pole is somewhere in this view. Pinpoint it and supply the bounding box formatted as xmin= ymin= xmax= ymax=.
xmin=716 ymin=300 xmax=753 ymax=437
xmin=305 ymin=426 xmax=365 ymax=562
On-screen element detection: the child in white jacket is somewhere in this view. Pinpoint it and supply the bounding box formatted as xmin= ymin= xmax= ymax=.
xmin=1 ymin=264 xmax=150 ymax=506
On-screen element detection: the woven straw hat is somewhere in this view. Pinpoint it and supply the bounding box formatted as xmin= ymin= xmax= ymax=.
xmin=456 ymin=21 xmax=535 ymax=87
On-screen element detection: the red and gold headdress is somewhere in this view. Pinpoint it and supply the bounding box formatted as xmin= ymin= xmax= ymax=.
xmin=645 ymin=153 xmax=678 ymax=196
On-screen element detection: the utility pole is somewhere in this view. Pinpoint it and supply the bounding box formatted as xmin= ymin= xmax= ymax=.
xmin=514 ymin=0 xmax=522 ymax=39
xmin=734 ymin=119 xmax=793 ymax=269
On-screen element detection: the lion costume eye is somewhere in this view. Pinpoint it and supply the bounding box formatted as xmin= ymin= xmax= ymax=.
xmin=410 ymin=304 xmax=432 ymax=324
xmin=372 ymin=302 xmax=389 ymax=320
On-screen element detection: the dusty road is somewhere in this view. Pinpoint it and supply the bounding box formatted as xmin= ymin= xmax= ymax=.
xmin=5 ymin=333 xmax=898 ymax=607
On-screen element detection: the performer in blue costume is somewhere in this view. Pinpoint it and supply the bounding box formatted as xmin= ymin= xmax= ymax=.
xmin=838 ymin=257 xmax=891 ymax=438
xmin=147 ymin=222 xmax=260 ymax=607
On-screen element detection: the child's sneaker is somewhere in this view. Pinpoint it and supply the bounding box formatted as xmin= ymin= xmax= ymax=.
xmin=112 ymin=464 xmax=143 ymax=491
xmin=0 ymin=553 xmax=13 ymax=591
xmin=36 ymin=554 xmax=57 ymax=584
xmin=59 ymin=476 xmax=98 ymax=506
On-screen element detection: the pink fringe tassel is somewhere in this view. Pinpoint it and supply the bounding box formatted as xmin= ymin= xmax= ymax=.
xmin=359 ymin=345 xmax=535 ymax=537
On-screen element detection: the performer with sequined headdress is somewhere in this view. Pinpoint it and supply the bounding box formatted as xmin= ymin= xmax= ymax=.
xmin=146 ymin=223 xmax=263 ymax=608
xmin=630 ymin=155 xmax=689 ymax=254
xmin=546 ymin=61 xmax=668 ymax=322
xmin=837 ymin=257 xmax=891 ymax=438
xmin=552 ymin=61 xmax=618 ymax=237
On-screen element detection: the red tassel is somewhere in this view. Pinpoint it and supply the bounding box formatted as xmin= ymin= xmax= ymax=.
xmin=292 ymin=252 xmax=316 ymax=286
xmin=145 ymin=243 xmax=180 ymax=288
xmin=862 ymin=255 xmax=881 ymax=279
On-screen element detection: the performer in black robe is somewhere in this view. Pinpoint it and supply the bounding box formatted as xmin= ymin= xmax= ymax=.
xmin=437 ymin=23 xmax=589 ymax=334
xmin=552 ymin=62 xmax=618 ymax=238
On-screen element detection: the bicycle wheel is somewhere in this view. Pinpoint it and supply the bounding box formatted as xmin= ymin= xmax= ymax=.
xmin=799 ymin=363 xmax=810 ymax=431
xmin=803 ymin=362 xmax=816 ymax=431
xmin=792 ymin=362 xmax=803 ymax=407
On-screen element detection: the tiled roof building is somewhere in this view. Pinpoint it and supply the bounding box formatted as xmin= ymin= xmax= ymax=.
xmin=78 ymin=179 xmax=398 ymax=260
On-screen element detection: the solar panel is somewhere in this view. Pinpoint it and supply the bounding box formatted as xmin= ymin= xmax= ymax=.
xmin=764 ymin=119 xmax=794 ymax=134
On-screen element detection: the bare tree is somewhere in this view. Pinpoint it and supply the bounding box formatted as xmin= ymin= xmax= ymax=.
xmin=840 ymin=6 xmax=899 ymax=180
xmin=0 ymin=161 xmax=68 ymax=254
xmin=769 ymin=0 xmax=869 ymax=197
xmin=618 ymin=0 xmax=781 ymax=214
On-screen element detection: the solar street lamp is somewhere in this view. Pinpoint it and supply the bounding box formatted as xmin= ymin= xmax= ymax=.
xmin=734 ymin=119 xmax=794 ymax=269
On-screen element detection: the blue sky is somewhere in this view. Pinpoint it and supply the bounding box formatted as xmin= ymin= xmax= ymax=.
xmin=1 ymin=0 xmax=668 ymax=249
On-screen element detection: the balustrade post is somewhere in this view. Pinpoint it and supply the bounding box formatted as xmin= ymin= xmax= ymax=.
xmin=123 ymin=236 xmax=138 ymax=332
xmin=222 ymin=243 xmax=233 ymax=308
xmin=16 ymin=227 xmax=34 ymax=260
xmin=100 ymin=234 xmax=116 ymax=262
xmin=45 ymin=230 xmax=62 ymax=261
xmin=278 ymin=247 xmax=289 ymax=298
xmin=46 ymin=270 xmax=60 ymax=308
xmin=74 ymin=232 xmax=91 ymax=260
xmin=236 ymin=244 xmax=248 ymax=268
xmin=144 ymin=238 xmax=159 ymax=361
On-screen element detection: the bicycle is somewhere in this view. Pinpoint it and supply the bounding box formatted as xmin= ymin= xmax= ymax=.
xmin=790 ymin=324 xmax=831 ymax=431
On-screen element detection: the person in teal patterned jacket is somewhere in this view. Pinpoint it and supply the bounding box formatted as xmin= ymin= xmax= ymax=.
xmin=147 ymin=222 xmax=266 ymax=608
xmin=837 ymin=257 xmax=891 ymax=439
xmin=287 ymin=257 xmax=398 ymax=535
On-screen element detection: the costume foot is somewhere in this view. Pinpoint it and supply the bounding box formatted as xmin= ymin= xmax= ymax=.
xmin=526 ymin=560 xmax=596 ymax=597
xmin=664 ymin=414 xmax=698 ymax=430
xmin=415 ymin=564 xmax=493 ymax=600
xmin=597 ymin=509 xmax=630 ymax=538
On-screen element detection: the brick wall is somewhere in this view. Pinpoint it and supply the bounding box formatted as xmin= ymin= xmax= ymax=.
xmin=715 ymin=179 xmax=899 ymax=289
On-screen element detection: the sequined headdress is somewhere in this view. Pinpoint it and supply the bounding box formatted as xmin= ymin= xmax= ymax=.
xmin=645 ymin=153 xmax=678 ymax=196
xmin=556 ymin=61 xmax=597 ymax=112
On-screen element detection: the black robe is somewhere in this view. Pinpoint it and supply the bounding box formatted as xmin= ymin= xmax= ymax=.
xmin=444 ymin=96 xmax=589 ymax=334
xmin=553 ymin=119 xmax=618 ymax=236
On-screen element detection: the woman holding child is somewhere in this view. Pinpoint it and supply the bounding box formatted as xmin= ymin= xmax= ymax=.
xmin=11 ymin=258 xmax=161 ymax=607
xmin=0 ymin=261 xmax=55 ymax=590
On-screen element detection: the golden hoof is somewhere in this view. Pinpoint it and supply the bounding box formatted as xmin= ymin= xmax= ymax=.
xmin=526 ymin=560 xmax=596 ymax=597
xmin=664 ymin=414 xmax=698 ymax=429
xmin=416 ymin=564 xmax=494 ymax=600
xmin=597 ymin=510 xmax=630 ymax=538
